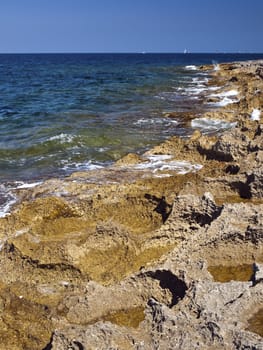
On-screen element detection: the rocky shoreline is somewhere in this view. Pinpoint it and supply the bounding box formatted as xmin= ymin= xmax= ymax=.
xmin=0 ymin=60 xmax=262 ymax=349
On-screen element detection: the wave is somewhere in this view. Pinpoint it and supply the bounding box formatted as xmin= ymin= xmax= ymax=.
xmin=14 ymin=181 xmax=43 ymax=189
xmin=0 ymin=181 xmax=42 ymax=218
xmin=185 ymin=65 xmax=198 ymax=70
xmin=183 ymin=87 xmax=207 ymax=95
xmin=208 ymin=97 xmax=239 ymax=107
xmin=134 ymin=118 xmax=178 ymax=127
xmin=192 ymin=77 xmax=209 ymax=84
xmin=0 ymin=191 xmax=16 ymax=218
xmin=155 ymin=92 xmax=199 ymax=102
xmin=191 ymin=118 xmax=237 ymax=134
xmin=208 ymin=90 xmax=239 ymax=107
xmin=61 ymin=160 xmax=105 ymax=172
xmin=210 ymin=90 xmax=239 ymax=98
xmin=47 ymin=133 xmax=75 ymax=143
xmin=123 ymin=154 xmax=203 ymax=176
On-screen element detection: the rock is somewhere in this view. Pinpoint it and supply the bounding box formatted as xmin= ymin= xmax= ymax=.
xmin=190 ymin=129 xmax=202 ymax=141
xmin=253 ymin=263 xmax=263 ymax=284
xmin=114 ymin=152 xmax=145 ymax=166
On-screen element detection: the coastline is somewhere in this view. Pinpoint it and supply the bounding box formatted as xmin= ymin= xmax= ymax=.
xmin=0 ymin=60 xmax=262 ymax=349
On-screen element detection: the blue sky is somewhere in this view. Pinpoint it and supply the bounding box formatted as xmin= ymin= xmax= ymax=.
xmin=0 ymin=0 xmax=262 ymax=53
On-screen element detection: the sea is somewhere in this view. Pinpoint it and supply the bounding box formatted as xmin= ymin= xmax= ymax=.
xmin=0 ymin=53 xmax=263 ymax=214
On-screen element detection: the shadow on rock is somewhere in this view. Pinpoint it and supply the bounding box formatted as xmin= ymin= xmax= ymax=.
xmin=145 ymin=194 xmax=172 ymax=223
xmin=147 ymin=269 xmax=188 ymax=307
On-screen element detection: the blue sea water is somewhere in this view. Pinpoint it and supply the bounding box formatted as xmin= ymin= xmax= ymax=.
xmin=0 ymin=53 xmax=262 ymax=183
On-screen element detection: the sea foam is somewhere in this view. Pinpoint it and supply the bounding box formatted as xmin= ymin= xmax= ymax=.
xmin=251 ymin=108 xmax=261 ymax=121
xmin=131 ymin=155 xmax=203 ymax=176
xmin=208 ymin=90 xmax=239 ymax=107
xmin=48 ymin=133 xmax=75 ymax=143
xmin=185 ymin=65 xmax=198 ymax=70
xmin=134 ymin=118 xmax=178 ymax=126
xmin=212 ymin=90 xmax=239 ymax=98
xmin=191 ymin=118 xmax=237 ymax=133
xmin=62 ymin=160 xmax=104 ymax=172
xmin=0 ymin=181 xmax=42 ymax=218
xmin=0 ymin=193 xmax=16 ymax=218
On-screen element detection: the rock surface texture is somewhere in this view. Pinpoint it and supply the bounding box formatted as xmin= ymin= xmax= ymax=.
xmin=0 ymin=60 xmax=262 ymax=349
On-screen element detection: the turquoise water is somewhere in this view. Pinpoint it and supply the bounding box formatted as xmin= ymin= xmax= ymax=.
xmin=0 ymin=53 xmax=262 ymax=182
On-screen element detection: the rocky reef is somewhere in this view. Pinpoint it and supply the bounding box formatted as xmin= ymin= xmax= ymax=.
xmin=0 ymin=60 xmax=262 ymax=349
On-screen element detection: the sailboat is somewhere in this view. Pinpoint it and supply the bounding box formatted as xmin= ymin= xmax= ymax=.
xmin=183 ymin=49 xmax=188 ymax=54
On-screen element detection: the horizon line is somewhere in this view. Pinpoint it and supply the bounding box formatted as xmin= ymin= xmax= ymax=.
xmin=0 ymin=51 xmax=263 ymax=55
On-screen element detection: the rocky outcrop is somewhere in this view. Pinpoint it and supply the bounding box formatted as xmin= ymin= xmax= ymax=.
xmin=0 ymin=60 xmax=262 ymax=349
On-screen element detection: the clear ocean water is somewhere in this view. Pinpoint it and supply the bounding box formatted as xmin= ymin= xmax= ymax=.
xmin=0 ymin=53 xmax=263 ymax=183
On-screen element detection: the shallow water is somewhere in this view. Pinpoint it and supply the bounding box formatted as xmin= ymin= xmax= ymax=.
xmin=1 ymin=53 xmax=263 ymax=183
xmin=102 ymin=306 xmax=145 ymax=328
xmin=208 ymin=264 xmax=254 ymax=282
xmin=247 ymin=308 xmax=263 ymax=338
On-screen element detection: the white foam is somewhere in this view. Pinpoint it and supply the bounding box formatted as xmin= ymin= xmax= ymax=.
xmin=251 ymin=108 xmax=261 ymax=121
xmin=15 ymin=181 xmax=43 ymax=189
xmin=191 ymin=118 xmax=237 ymax=133
xmin=0 ymin=193 xmax=17 ymax=218
xmin=153 ymin=173 xmax=172 ymax=178
xmin=208 ymin=90 xmax=239 ymax=107
xmin=185 ymin=65 xmax=198 ymax=70
xmin=48 ymin=133 xmax=74 ymax=143
xmin=213 ymin=63 xmax=220 ymax=71
xmin=147 ymin=155 xmax=173 ymax=161
xmin=62 ymin=160 xmax=104 ymax=172
xmin=211 ymin=97 xmax=239 ymax=107
xmin=184 ymin=87 xmax=207 ymax=95
xmin=192 ymin=77 xmax=209 ymax=84
xmin=134 ymin=118 xmax=178 ymax=126
xmin=97 ymin=147 xmax=110 ymax=153
xmin=208 ymin=86 xmax=221 ymax=91
xmin=155 ymin=92 xmax=199 ymax=102
xmin=130 ymin=155 xmax=202 ymax=175
xmin=211 ymin=90 xmax=239 ymax=98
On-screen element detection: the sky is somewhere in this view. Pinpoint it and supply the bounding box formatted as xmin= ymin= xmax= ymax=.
xmin=0 ymin=0 xmax=262 ymax=53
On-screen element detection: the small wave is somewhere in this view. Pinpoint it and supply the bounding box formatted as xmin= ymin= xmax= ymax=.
xmin=155 ymin=92 xmax=199 ymax=102
xmin=96 ymin=147 xmax=111 ymax=153
xmin=130 ymin=155 xmax=203 ymax=175
xmin=0 ymin=192 xmax=16 ymax=218
xmin=47 ymin=133 xmax=75 ymax=143
xmin=208 ymin=86 xmax=220 ymax=91
xmin=62 ymin=160 xmax=105 ymax=172
xmin=134 ymin=118 xmax=178 ymax=126
xmin=0 ymin=183 xmax=16 ymax=218
xmin=192 ymin=77 xmax=209 ymax=84
xmin=185 ymin=65 xmax=198 ymax=70
xmin=211 ymin=90 xmax=239 ymax=98
xmin=209 ymin=97 xmax=239 ymax=107
xmin=0 ymin=181 xmax=43 ymax=218
xmin=14 ymin=181 xmax=43 ymax=189
xmin=208 ymin=90 xmax=239 ymax=107
xmin=183 ymin=87 xmax=207 ymax=95
xmin=191 ymin=118 xmax=237 ymax=133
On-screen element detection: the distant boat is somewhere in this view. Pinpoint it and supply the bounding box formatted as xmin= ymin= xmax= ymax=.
xmin=184 ymin=49 xmax=188 ymax=54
